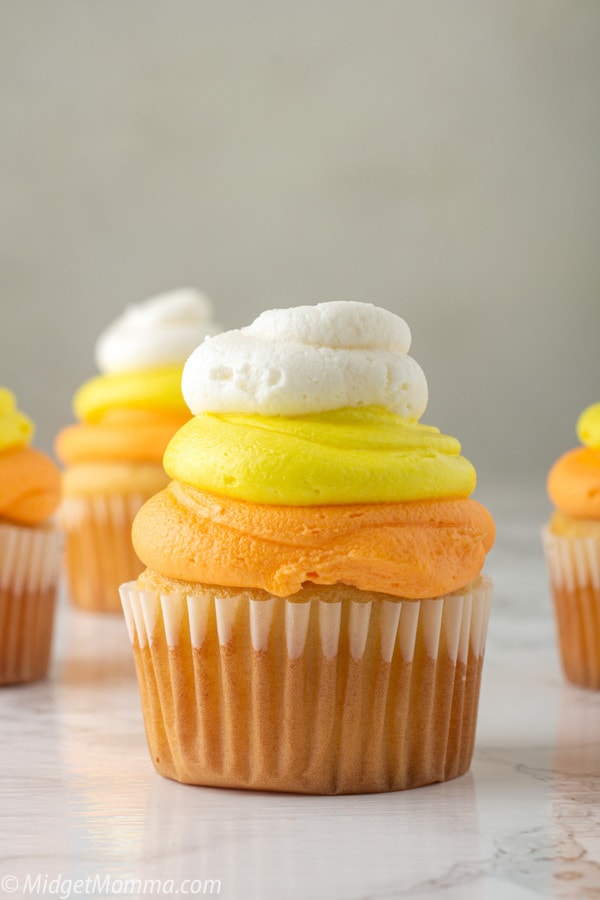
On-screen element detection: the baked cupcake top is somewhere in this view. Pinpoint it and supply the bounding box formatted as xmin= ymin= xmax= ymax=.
xmin=55 ymin=288 xmax=221 ymax=467
xmin=0 ymin=389 xmax=61 ymax=525
xmin=133 ymin=302 xmax=495 ymax=600
xmin=547 ymin=402 xmax=600 ymax=520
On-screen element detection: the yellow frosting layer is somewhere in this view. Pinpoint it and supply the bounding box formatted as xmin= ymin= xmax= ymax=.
xmin=577 ymin=403 xmax=600 ymax=449
xmin=164 ymin=406 xmax=476 ymax=505
xmin=74 ymin=365 xmax=188 ymax=424
xmin=0 ymin=388 xmax=34 ymax=451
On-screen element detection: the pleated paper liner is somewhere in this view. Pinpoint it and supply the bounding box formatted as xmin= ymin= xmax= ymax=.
xmin=0 ymin=522 xmax=63 ymax=684
xmin=120 ymin=575 xmax=492 ymax=794
xmin=542 ymin=527 xmax=600 ymax=690
xmin=60 ymin=493 xmax=149 ymax=612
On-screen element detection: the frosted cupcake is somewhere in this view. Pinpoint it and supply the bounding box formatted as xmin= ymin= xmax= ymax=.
xmin=0 ymin=389 xmax=63 ymax=684
xmin=120 ymin=301 xmax=495 ymax=793
xmin=543 ymin=403 xmax=600 ymax=689
xmin=55 ymin=288 xmax=220 ymax=612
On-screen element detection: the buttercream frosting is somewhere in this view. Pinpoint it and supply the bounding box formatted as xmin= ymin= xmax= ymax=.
xmin=182 ymin=301 xmax=427 ymax=418
xmin=132 ymin=486 xmax=495 ymax=599
xmin=0 ymin=388 xmax=34 ymax=451
xmin=0 ymin=388 xmax=60 ymax=525
xmin=577 ymin=403 xmax=600 ymax=449
xmin=164 ymin=406 xmax=476 ymax=505
xmin=548 ymin=402 xmax=600 ymax=520
xmin=73 ymin=367 xmax=188 ymax=424
xmin=56 ymin=288 xmax=221 ymax=473
xmin=132 ymin=301 xmax=494 ymax=599
xmin=95 ymin=288 xmax=220 ymax=373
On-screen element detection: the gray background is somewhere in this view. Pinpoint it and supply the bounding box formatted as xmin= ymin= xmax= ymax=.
xmin=1 ymin=1 xmax=598 ymax=501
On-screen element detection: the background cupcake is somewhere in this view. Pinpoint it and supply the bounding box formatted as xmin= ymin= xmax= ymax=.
xmin=543 ymin=402 xmax=600 ymax=689
xmin=121 ymin=300 xmax=495 ymax=794
xmin=0 ymin=389 xmax=62 ymax=684
xmin=55 ymin=288 xmax=220 ymax=613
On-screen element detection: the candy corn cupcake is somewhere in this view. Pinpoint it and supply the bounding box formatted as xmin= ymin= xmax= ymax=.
xmin=55 ymin=288 xmax=220 ymax=612
xmin=543 ymin=402 xmax=600 ymax=689
xmin=120 ymin=301 xmax=495 ymax=793
xmin=0 ymin=389 xmax=62 ymax=684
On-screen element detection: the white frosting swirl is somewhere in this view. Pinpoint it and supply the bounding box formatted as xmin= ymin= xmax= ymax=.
xmin=182 ymin=301 xmax=428 ymax=417
xmin=95 ymin=288 xmax=220 ymax=373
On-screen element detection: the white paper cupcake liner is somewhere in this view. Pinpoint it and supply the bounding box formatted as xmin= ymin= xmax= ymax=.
xmin=60 ymin=493 xmax=149 ymax=612
xmin=0 ymin=522 xmax=63 ymax=684
xmin=120 ymin=575 xmax=493 ymax=794
xmin=542 ymin=527 xmax=600 ymax=689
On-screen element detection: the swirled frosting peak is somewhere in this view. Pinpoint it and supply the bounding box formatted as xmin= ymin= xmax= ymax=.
xmin=95 ymin=288 xmax=220 ymax=374
xmin=0 ymin=388 xmax=34 ymax=451
xmin=548 ymin=401 xmax=600 ymax=519
xmin=0 ymin=388 xmax=60 ymax=524
xmin=58 ymin=290 xmax=221 ymax=468
xmin=182 ymin=301 xmax=428 ymax=418
xmin=134 ymin=302 xmax=494 ymax=597
xmin=165 ymin=302 xmax=477 ymax=505
xmin=577 ymin=403 xmax=600 ymax=449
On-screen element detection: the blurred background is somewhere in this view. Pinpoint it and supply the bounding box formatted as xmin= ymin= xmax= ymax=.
xmin=1 ymin=1 xmax=598 ymax=499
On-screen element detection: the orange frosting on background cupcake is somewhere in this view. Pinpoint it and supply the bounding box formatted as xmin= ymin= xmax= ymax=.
xmin=0 ymin=446 xmax=61 ymax=526
xmin=0 ymin=388 xmax=63 ymax=685
xmin=0 ymin=389 xmax=60 ymax=526
xmin=55 ymin=409 xmax=190 ymax=466
xmin=547 ymin=403 xmax=600 ymax=520
xmin=543 ymin=402 xmax=600 ymax=690
xmin=55 ymin=289 xmax=222 ymax=474
xmin=547 ymin=448 xmax=600 ymax=520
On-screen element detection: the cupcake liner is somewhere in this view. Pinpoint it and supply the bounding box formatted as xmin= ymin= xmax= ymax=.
xmin=120 ymin=575 xmax=493 ymax=794
xmin=0 ymin=522 xmax=63 ymax=685
xmin=60 ymin=493 xmax=149 ymax=612
xmin=542 ymin=527 xmax=600 ymax=689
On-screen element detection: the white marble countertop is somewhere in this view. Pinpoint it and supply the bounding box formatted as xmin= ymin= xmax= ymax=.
xmin=1 ymin=487 xmax=599 ymax=900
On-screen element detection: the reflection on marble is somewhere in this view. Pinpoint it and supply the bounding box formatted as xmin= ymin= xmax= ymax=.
xmin=0 ymin=487 xmax=599 ymax=899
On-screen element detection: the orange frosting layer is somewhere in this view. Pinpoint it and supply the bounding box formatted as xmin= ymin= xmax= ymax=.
xmin=547 ymin=447 xmax=600 ymax=519
xmin=55 ymin=409 xmax=190 ymax=465
xmin=0 ymin=446 xmax=61 ymax=525
xmin=132 ymin=483 xmax=495 ymax=600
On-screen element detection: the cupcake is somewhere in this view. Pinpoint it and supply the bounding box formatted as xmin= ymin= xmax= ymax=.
xmin=120 ymin=301 xmax=495 ymax=794
xmin=0 ymin=389 xmax=63 ymax=684
xmin=543 ymin=402 xmax=600 ymax=689
xmin=55 ymin=288 xmax=220 ymax=612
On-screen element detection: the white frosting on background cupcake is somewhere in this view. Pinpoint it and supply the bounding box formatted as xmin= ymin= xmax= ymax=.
xmin=95 ymin=288 xmax=220 ymax=373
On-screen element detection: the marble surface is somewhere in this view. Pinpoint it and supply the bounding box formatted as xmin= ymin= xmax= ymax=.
xmin=1 ymin=487 xmax=599 ymax=900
